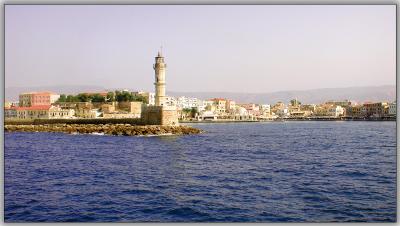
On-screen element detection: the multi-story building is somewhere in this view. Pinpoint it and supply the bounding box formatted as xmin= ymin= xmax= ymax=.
xmin=271 ymin=102 xmax=285 ymax=114
xmin=363 ymin=102 xmax=388 ymax=118
xmin=225 ymin=100 xmax=236 ymax=113
xmin=210 ymin=98 xmax=227 ymax=114
xmin=202 ymin=100 xmax=214 ymax=111
xmin=19 ymin=92 xmax=60 ymax=107
xmin=389 ymin=102 xmax=396 ymax=116
xmin=327 ymin=105 xmax=344 ymax=117
xmin=325 ymin=100 xmax=352 ymax=107
xmin=300 ymin=104 xmax=316 ymax=113
xmin=176 ymin=96 xmax=202 ymax=110
xmin=348 ymin=105 xmax=364 ymax=118
xmin=260 ymin=104 xmax=271 ymax=115
xmin=14 ymin=105 xmax=75 ymax=119
xmin=5 ymin=106 xmax=17 ymax=119
xmin=75 ymin=107 xmax=99 ymax=118
xmin=314 ymin=104 xmax=344 ymax=117
xmin=238 ymin=103 xmax=260 ymax=116
xmin=276 ymin=108 xmax=289 ymax=117
xmin=164 ymin=96 xmax=177 ymax=106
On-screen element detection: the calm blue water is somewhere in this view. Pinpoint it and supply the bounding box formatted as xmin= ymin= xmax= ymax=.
xmin=4 ymin=121 xmax=396 ymax=222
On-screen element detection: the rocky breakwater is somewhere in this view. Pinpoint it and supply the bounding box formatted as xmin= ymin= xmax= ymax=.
xmin=4 ymin=124 xmax=203 ymax=136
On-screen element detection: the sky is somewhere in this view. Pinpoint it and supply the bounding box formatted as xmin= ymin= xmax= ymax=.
xmin=5 ymin=5 xmax=396 ymax=93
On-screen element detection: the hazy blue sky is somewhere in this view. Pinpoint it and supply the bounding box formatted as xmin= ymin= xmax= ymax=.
xmin=5 ymin=5 xmax=395 ymax=93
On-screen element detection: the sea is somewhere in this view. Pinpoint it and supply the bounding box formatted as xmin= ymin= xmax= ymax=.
xmin=4 ymin=121 xmax=397 ymax=222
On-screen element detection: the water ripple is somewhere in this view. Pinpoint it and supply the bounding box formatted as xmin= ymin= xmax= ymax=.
xmin=5 ymin=121 xmax=396 ymax=222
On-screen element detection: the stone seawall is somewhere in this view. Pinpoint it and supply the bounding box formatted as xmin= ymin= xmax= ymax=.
xmin=4 ymin=124 xmax=203 ymax=136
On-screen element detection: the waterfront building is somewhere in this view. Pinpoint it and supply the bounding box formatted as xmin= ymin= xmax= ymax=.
xmin=176 ymin=96 xmax=203 ymax=110
xmin=48 ymin=107 xmax=75 ymax=119
xmin=202 ymin=100 xmax=214 ymax=111
xmin=117 ymin=101 xmax=143 ymax=118
xmin=75 ymin=106 xmax=99 ymax=118
xmin=19 ymin=91 xmax=60 ymax=107
xmin=300 ymin=104 xmax=316 ymax=113
xmin=327 ymin=105 xmax=344 ymax=117
xmin=14 ymin=105 xmax=75 ymax=119
xmin=209 ymin=98 xmax=227 ymax=114
xmin=233 ymin=106 xmax=255 ymax=120
xmin=389 ymin=102 xmax=396 ymax=116
xmin=314 ymin=105 xmax=329 ymax=116
xmin=198 ymin=110 xmax=217 ymax=121
xmin=325 ymin=100 xmax=352 ymax=107
xmin=271 ymin=102 xmax=285 ymax=115
xmin=205 ymin=103 xmax=217 ymax=113
xmin=260 ymin=104 xmax=271 ymax=112
xmin=348 ymin=105 xmax=364 ymax=118
xmin=101 ymin=104 xmax=115 ymax=114
xmin=363 ymin=102 xmax=388 ymax=118
xmin=16 ymin=105 xmax=52 ymax=119
xmin=276 ymin=108 xmax=289 ymax=117
xmin=5 ymin=106 xmax=17 ymax=119
xmin=239 ymin=103 xmax=260 ymax=112
xmin=164 ymin=96 xmax=177 ymax=106
xmin=225 ymin=100 xmax=236 ymax=113
xmin=238 ymin=103 xmax=260 ymax=117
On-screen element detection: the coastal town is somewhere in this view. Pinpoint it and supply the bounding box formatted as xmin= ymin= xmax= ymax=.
xmin=4 ymin=90 xmax=396 ymax=122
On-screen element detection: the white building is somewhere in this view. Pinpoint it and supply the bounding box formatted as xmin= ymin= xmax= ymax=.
xmin=260 ymin=104 xmax=271 ymax=115
xmin=198 ymin=110 xmax=217 ymax=121
xmin=164 ymin=96 xmax=177 ymax=106
xmin=389 ymin=102 xmax=396 ymax=115
xmin=176 ymin=96 xmax=202 ymax=110
xmin=328 ymin=106 xmax=344 ymax=117
xmin=50 ymin=94 xmax=61 ymax=104
xmin=276 ymin=108 xmax=289 ymax=117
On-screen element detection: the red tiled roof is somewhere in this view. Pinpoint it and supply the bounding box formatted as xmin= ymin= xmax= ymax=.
xmin=16 ymin=105 xmax=52 ymax=110
xmin=20 ymin=91 xmax=57 ymax=95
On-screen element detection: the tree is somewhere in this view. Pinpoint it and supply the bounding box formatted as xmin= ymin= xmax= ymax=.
xmin=115 ymin=90 xmax=134 ymax=102
xmin=57 ymin=94 xmax=67 ymax=102
xmin=290 ymin=99 xmax=301 ymax=106
xmin=132 ymin=95 xmax=146 ymax=103
xmin=190 ymin=107 xmax=198 ymax=117
xmin=106 ymin=92 xmax=115 ymax=102
xmin=77 ymin=93 xmax=90 ymax=102
xmin=66 ymin=95 xmax=77 ymax=102
xmin=91 ymin=94 xmax=105 ymax=103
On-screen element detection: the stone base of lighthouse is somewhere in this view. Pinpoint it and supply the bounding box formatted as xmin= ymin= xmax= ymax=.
xmin=141 ymin=105 xmax=179 ymax=126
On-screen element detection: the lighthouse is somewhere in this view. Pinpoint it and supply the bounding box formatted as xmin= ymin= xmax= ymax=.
xmin=153 ymin=51 xmax=167 ymax=106
xmin=141 ymin=50 xmax=178 ymax=126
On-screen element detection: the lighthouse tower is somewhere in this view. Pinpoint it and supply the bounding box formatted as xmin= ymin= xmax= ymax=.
xmin=153 ymin=51 xmax=167 ymax=106
xmin=141 ymin=50 xmax=178 ymax=126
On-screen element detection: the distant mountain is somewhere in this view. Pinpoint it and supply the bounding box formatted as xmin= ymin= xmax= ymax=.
xmin=5 ymin=85 xmax=396 ymax=104
xmin=169 ymin=85 xmax=396 ymax=104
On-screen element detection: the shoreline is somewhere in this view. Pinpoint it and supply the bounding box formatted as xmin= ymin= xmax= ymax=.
xmin=4 ymin=124 xmax=203 ymax=136
xmin=180 ymin=118 xmax=396 ymax=123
